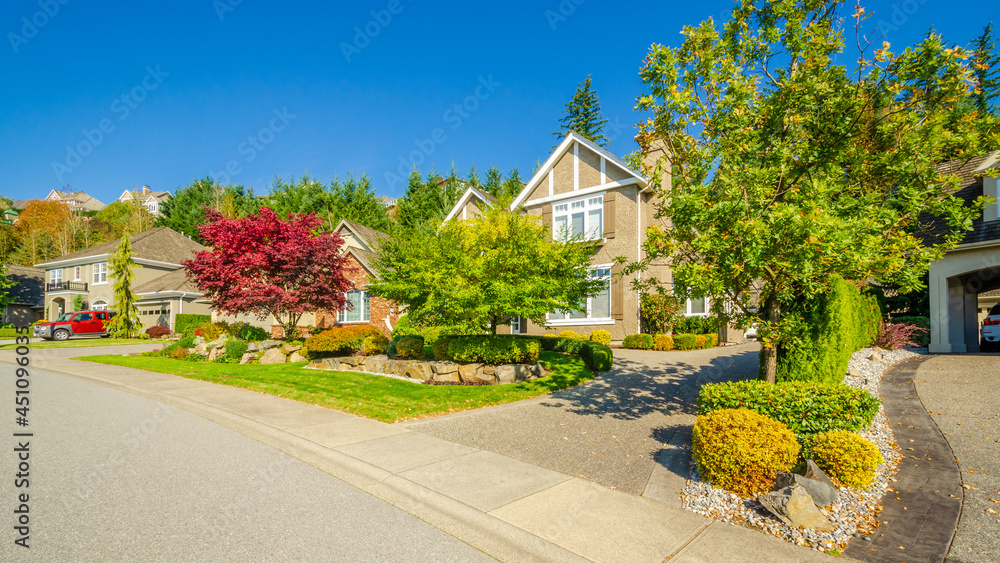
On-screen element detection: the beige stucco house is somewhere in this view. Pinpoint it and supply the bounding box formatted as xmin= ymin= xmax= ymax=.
xmin=928 ymin=151 xmax=1000 ymax=353
xmin=35 ymin=227 xmax=211 ymax=331
xmin=117 ymin=185 xmax=171 ymax=216
xmin=43 ymin=189 xmax=106 ymax=212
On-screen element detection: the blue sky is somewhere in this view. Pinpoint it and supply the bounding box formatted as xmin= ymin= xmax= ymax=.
xmin=1 ymin=0 xmax=996 ymax=205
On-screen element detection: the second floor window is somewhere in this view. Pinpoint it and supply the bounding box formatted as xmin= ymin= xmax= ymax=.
xmin=553 ymin=195 xmax=603 ymax=242
xmin=93 ymin=262 xmax=108 ymax=284
xmin=50 ymin=269 xmax=63 ymax=284
xmin=338 ymin=290 xmax=370 ymax=323
xmin=73 ymin=266 xmax=81 ymax=281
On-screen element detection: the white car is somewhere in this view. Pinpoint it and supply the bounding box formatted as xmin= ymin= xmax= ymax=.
xmin=744 ymin=323 xmax=758 ymax=339
xmin=981 ymin=304 xmax=1000 ymax=352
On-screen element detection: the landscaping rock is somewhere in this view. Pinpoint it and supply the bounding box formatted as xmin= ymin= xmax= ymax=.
xmin=339 ymin=356 xmax=361 ymax=367
xmin=246 ymin=342 xmax=258 ymax=353
xmin=774 ymin=472 xmax=839 ymax=507
xmin=497 ymin=365 xmax=516 ymax=384
xmin=512 ymin=364 xmax=535 ymax=382
xmin=194 ymin=343 xmax=208 ymax=355
xmin=405 ymin=362 xmax=433 ymax=381
xmin=206 ymin=335 xmax=228 ymax=349
xmin=868 ymin=352 xmax=883 ymax=363
xmin=207 ymin=346 xmax=224 ymax=361
xmin=259 ymin=348 xmax=287 ymax=365
xmin=239 ymin=353 xmax=255 ymax=365
xmin=193 ymin=336 xmax=206 ymax=345
xmin=288 ymin=351 xmax=307 ymax=363
xmin=432 ymin=370 xmax=460 ymax=383
xmin=848 ymin=367 xmax=863 ymax=378
xmin=386 ymin=360 xmax=408 ymax=378
xmin=366 ymin=355 xmax=387 ymax=374
xmin=758 ymin=485 xmax=835 ymax=532
xmin=804 ymin=460 xmax=838 ymax=490
xmin=474 ymin=368 xmax=496 ymax=385
xmin=431 ymin=361 xmax=459 ymax=375
xmin=532 ymin=362 xmax=545 ymax=377
xmin=458 ymin=363 xmax=482 ymax=383
xmin=283 ymin=344 xmax=303 ymax=353
xmin=259 ymin=340 xmax=280 ymax=350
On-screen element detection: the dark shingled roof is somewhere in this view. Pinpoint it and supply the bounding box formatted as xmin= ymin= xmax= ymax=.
xmin=921 ymin=151 xmax=1000 ymax=246
xmin=4 ymin=265 xmax=44 ymax=306
xmin=134 ymin=268 xmax=201 ymax=294
xmin=37 ymin=227 xmax=208 ymax=266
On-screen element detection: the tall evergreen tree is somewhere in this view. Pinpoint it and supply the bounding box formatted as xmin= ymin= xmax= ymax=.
xmin=157 ymin=179 xmax=256 ymax=243
xmin=553 ymin=75 xmax=610 ymax=147
xmin=103 ymin=231 xmax=142 ymax=338
xmin=483 ymin=165 xmax=503 ymax=197
xmin=393 ymin=170 xmax=463 ymax=234
xmin=972 ymin=22 xmax=1000 ymax=116
xmin=327 ymin=173 xmax=391 ymax=232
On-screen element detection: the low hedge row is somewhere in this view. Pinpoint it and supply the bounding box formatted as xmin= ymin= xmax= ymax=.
xmin=697 ymin=380 xmax=881 ymax=435
xmin=535 ymin=336 xmax=613 ymax=372
xmin=445 ymin=336 xmax=541 ymax=365
xmin=175 ymin=314 xmax=211 ymax=336
xmin=305 ymin=325 xmax=385 ymax=358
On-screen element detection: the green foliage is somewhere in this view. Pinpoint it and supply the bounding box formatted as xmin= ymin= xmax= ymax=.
xmin=692 ymin=408 xmax=800 ymax=497
xmin=392 ymin=315 xmax=416 ymax=337
xmin=446 ymin=336 xmax=541 ymax=365
xmin=371 ymin=202 xmax=604 ymax=334
xmin=197 ymin=321 xmax=229 ymax=341
xmin=703 ymin=333 xmax=719 ymax=348
xmin=432 ymin=335 xmax=456 ymax=361
xmin=393 ymin=170 xmax=464 ymax=235
xmin=673 ymin=315 xmax=719 ymax=335
xmin=362 ymin=334 xmax=389 ymax=356
xmin=304 ymin=325 xmax=383 ymax=358
xmin=395 ymin=335 xmax=425 ymax=359
xmin=535 ymin=336 xmax=613 ymax=372
xmin=804 ymin=430 xmax=884 ymax=489
xmin=893 ymin=316 xmax=931 ymax=347
xmin=971 ymin=22 xmax=1000 ymax=117
xmin=640 ymin=293 xmax=685 ymax=335
xmin=267 ymin=173 xmax=390 ymax=233
xmin=695 ymin=335 xmax=707 ymax=349
xmin=226 ymin=322 xmax=269 ymax=342
xmin=653 ymin=334 xmax=674 ymax=351
xmin=175 ymin=314 xmax=211 ymax=336
xmin=157 ymin=178 xmax=256 ymax=243
xmin=673 ymin=334 xmax=697 ymax=350
xmin=481 ymin=165 xmax=525 ymax=200
xmin=622 ymin=333 xmax=654 ymax=350
xmin=697 ymin=380 xmax=881 ymax=436
xmin=0 ymin=265 xmax=14 ymax=313
xmin=103 ymin=231 xmax=142 ymax=338
xmin=177 ymin=335 xmax=195 ymax=348
xmin=553 ymin=75 xmax=610 ymax=148
xmin=590 ymin=329 xmax=611 ymax=346
xmin=225 ymin=339 xmax=249 ymax=361
xmin=777 ymin=276 xmax=881 ymax=384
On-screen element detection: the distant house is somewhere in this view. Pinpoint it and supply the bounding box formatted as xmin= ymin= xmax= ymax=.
xmin=118 ymin=185 xmax=171 ymax=215
xmin=44 ymin=189 xmax=106 ymax=212
xmin=2 ymin=265 xmax=45 ymax=326
xmin=34 ymin=227 xmax=211 ymax=331
xmin=442 ymin=186 xmax=496 ymax=222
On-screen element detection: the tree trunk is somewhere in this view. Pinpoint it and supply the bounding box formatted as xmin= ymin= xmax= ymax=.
xmin=758 ymin=296 xmax=782 ymax=384
xmin=489 ymin=315 xmax=498 ymax=335
xmin=281 ymin=313 xmax=302 ymax=340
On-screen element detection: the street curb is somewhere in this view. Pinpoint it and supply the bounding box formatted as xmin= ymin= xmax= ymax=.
xmin=34 ymin=357 xmax=590 ymax=563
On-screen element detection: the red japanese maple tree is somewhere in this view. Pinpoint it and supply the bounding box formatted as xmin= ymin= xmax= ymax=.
xmin=183 ymin=207 xmax=353 ymax=338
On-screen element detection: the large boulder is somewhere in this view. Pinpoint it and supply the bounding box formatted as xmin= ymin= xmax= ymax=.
xmin=239 ymin=353 xmax=256 ymax=365
xmin=458 ymin=363 xmax=483 ymax=383
xmin=259 ymin=340 xmax=281 ymax=350
xmin=774 ymin=472 xmax=839 ymax=508
xmin=433 ymin=370 xmax=460 ymax=383
xmin=431 ymin=361 xmax=460 ymax=375
xmin=283 ymin=343 xmax=303 ymax=353
xmin=366 ymin=355 xmax=388 ymax=374
xmin=246 ymin=342 xmax=259 ymax=353
xmin=473 ymin=367 xmax=496 ymax=385
xmin=405 ymin=363 xmax=433 ymax=381
xmin=259 ymin=348 xmax=287 ymax=365
xmin=207 ymin=346 xmax=224 ymax=361
xmin=288 ymin=351 xmax=308 ymax=363
xmin=497 ymin=365 xmax=516 ymax=384
xmin=804 ymin=460 xmax=838 ymax=490
xmin=758 ymin=485 xmax=835 ymax=532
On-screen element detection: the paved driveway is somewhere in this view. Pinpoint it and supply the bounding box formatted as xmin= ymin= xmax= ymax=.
xmin=914 ymin=355 xmax=1000 ymax=563
xmin=404 ymin=343 xmax=760 ymax=498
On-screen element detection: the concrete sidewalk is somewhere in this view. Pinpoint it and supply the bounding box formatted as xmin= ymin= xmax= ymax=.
xmin=24 ymin=352 xmax=832 ymax=563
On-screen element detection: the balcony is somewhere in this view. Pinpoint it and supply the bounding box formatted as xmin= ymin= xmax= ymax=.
xmin=46 ymin=281 xmax=89 ymax=292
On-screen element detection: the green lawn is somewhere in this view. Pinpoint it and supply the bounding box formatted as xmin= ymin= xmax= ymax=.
xmin=79 ymin=351 xmax=595 ymax=423
xmin=0 ymin=338 xmax=157 ymax=350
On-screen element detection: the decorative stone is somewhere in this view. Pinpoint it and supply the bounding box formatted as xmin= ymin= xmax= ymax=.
xmin=868 ymin=352 xmax=882 ymax=363
xmin=481 ymin=366 xmax=497 ymax=376
xmin=239 ymin=353 xmax=255 ymax=365
xmin=366 ymin=355 xmax=388 ymax=374
xmin=804 ymin=460 xmax=838 ymax=490
xmin=246 ymin=342 xmax=258 ymax=353
xmin=497 ymin=365 xmax=516 ymax=384
xmin=405 ymin=363 xmax=433 ymax=381
xmin=288 ymin=351 xmax=307 ymax=363
xmin=259 ymin=348 xmax=287 ymax=365
xmin=387 ymin=360 xmax=408 ymax=378
xmin=848 ymin=367 xmax=863 ymax=377
xmin=194 ymin=343 xmax=208 ymax=354
xmin=339 ymin=356 xmax=361 ymax=367
xmin=207 ymin=346 xmax=223 ymax=361
xmin=758 ymin=485 xmax=835 ymax=532
xmin=283 ymin=344 xmax=303 ymax=353
xmin=458 ymin=363 xmax=482 ymax=383
xmin=193 ymin=336 xmax=206 ymax=345
xmin=432 ymin=370 xmax=460 ymax=383
xmin=532 ymin=362 xmax=545 ymax=377
xmin=512 ymin=364 xmax=535 ymax=382
xmin=474 ymin=368 xmax=496 ymax=385
xmin=259 ymin=340 xmax=280 ymax=350
xmin=774 ymin=472 xmax=839 ymax=507
xmin=431 ymin=361 xmax=459 ymax=375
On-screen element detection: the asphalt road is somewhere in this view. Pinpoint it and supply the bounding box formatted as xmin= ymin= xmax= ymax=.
xmin=0 ymin=361 xmax=494 ymax=562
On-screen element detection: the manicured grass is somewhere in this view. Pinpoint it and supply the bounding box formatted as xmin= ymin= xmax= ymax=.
xmin=0 ymin=338 xmax=156 ymax=350
xmin=79 ymin=351 xmax=595 ymax=423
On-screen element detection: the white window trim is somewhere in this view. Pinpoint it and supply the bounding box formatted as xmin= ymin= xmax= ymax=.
xmin=685 ymin=296 xmax=710 ymax=317
xmin=338 ymin=290 xmax=370 ymax=323
xmin=547 ymin=264 xmax=613 ymax=325
xmin=92 ymin=299 xmax=108 ymax=311
xmin=50 ymin=269 xmax=63 ymax=283
xmin=92 ymin=262 xmax=109 ymax=285
xmin=73 ymin=266 xmax=81 ymax=281
xmin=553 ymin=193 xmax=604 ymax=242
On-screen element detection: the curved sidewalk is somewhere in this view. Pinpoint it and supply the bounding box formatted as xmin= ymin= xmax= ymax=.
xmin=14 ymin=349 xmax=832 ymax=563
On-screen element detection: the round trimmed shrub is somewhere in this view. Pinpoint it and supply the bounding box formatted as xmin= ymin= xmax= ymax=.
xmin=622 ymin=333 xmax=654 ymax=350
xmin=395 ymin=335 xmax=425 ymax=359
xmin=805 ymin=430 xmax=883 ymax=489
xmin=653 ymin=334 xmax=674 ymax=351
xmin=673 ymin=333 xmax=697 ymax=350
xmin=544 ymin=333 xmax=557 ymax=337
xmin=145 ymin=325 xmax=171 ymax=339
xmin=432 ymin=335 xmax=456 ymax=360
xmin=558 ymin=329 xmax=582 ymax=340
xmin=590 ymin=329 xmax=612 ymax=346
xmin=225 ymin=339 xmax=249 ymax=361
xmin=363 ymin=334 xmax=389 ymax=356
xmin=695 ymin=335 xmax=707 ymax=349
xmin=692 ymin=408 xmax=800 ymax=497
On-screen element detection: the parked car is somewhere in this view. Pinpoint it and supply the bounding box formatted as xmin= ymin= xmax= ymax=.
xmin=981 ymin=303 xmax=1000 ymax=352
xmin=33 ymin=310 xmax=117 ymax=341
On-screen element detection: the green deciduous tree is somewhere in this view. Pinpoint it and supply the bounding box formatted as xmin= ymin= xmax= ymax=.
xmin=103 ymin=232 xmax=142 ymax=338
xmin=553 ymin=75 xmax=610 ymax=147
xmin=628 ymin=0 xmax=993 ymax=382
xmin=370 ymin=204 xmax=605 ymax=334
xmin=96 ymin=199 xmax=156 ymax=241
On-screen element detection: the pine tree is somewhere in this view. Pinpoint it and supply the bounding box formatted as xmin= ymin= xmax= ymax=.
xmin=103 ymin=231 xmax=142 ymax=338
xmin=972 ymin=22 xmax=999 ymax=116
xmin=483 ymin=165 xmax=503 ymax=197
xmin=553 ymin=75 xmax=610 ymax=147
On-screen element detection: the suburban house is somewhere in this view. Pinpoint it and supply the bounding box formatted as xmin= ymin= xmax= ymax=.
xmin=2 ymin=265 xmax=45 ymax=326
xmin=443 ymin=132 xmax=698 ymax=341
xmin=34 ymin=227 xmax=211 ymax=331
xmin=266 ymin=219 xmax=400 ymax=337
xmin=43 ymin=189 xmax=106 ymax=212
xmin=117 ymin=185 xmax=171 ymax=215
xmin=927 ymin=150 xmax=1000 ymax=353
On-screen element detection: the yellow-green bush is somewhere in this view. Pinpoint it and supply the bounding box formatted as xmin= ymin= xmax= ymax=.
xmin=674 ymin=333 xmax=698 ymax=350
xmin=695 ymin=335 xmax=707 ymax=349
xmin=544 ymin=333 xmax=557 ymax=337
xmin=805 ymin=430 xmax=883 ymax=489
xmin=590 ymin=329 xmax=611 ymax=345
xmin=363 ymin=334 xmax=389 ymax=356
xmin=622 ymin=333 xmax=654 ymax=350
xmin=395 ymin=335 xmax=425 ymax=359
xmin=653 ymin=334 xmax=674 ymax=351
xmin=703 ymin=333 xmax=719 ymax=348
xmin=558 ymin=329 xmax=582 ymax=340
xmin=692 ymin=408 xmax=800 ymax=497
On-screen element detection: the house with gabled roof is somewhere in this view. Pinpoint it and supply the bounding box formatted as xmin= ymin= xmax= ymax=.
xmin=443 ymin=186 xmax=497 ymax=223
xmin=44 ymin=189 xmax=106 ymax=212
xmin=118 ymin=185 xmax=171 ymax=215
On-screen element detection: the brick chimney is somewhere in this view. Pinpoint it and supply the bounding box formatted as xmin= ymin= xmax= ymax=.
xmin=142 ymin=185 xmax=151 ymax=195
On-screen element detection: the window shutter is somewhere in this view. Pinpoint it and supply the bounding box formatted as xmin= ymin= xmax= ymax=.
xmin=604 ymin=192 xmax=616 ymax=239
xmin=612 ymin=263 xmax=624 ymax=320
xmin=542 ymin=204 xmax=553 ymax=241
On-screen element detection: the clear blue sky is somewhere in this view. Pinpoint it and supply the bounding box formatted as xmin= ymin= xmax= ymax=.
xmin=1 ymin=0 xmax=995 ymax=205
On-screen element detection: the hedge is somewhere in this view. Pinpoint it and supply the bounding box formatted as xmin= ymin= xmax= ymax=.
xmin=446 ymin=336 xmax=540 ymax=365
xmin=534 ymin=335 xmax=613 ymax=372
xmin=304 ymin=325 xmax=384 ymax=358
xmin=674 ymin=315 xmax=720 ymax=335
xmin=698 ymin=380 xmax=881 ymax=435
xmin=674 ymin=333 xmax=697 ymax=350
xmin=622 ymin=333 xmax=654 ymax=350
xmin=776 ymin=276 xmax=881 ymax=384
xmin=175 ymin=314 xmax=211 ymax=336
xmin=395 ymin=335 xmax=425 ymax=359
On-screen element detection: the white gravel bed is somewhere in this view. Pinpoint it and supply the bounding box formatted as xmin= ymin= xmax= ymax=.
xmin=680 ymin=346 xmax=921 ymax=553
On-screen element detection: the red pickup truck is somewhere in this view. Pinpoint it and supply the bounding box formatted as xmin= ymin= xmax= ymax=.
xmin=33 ymin=310 xmax=117 ymax=341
